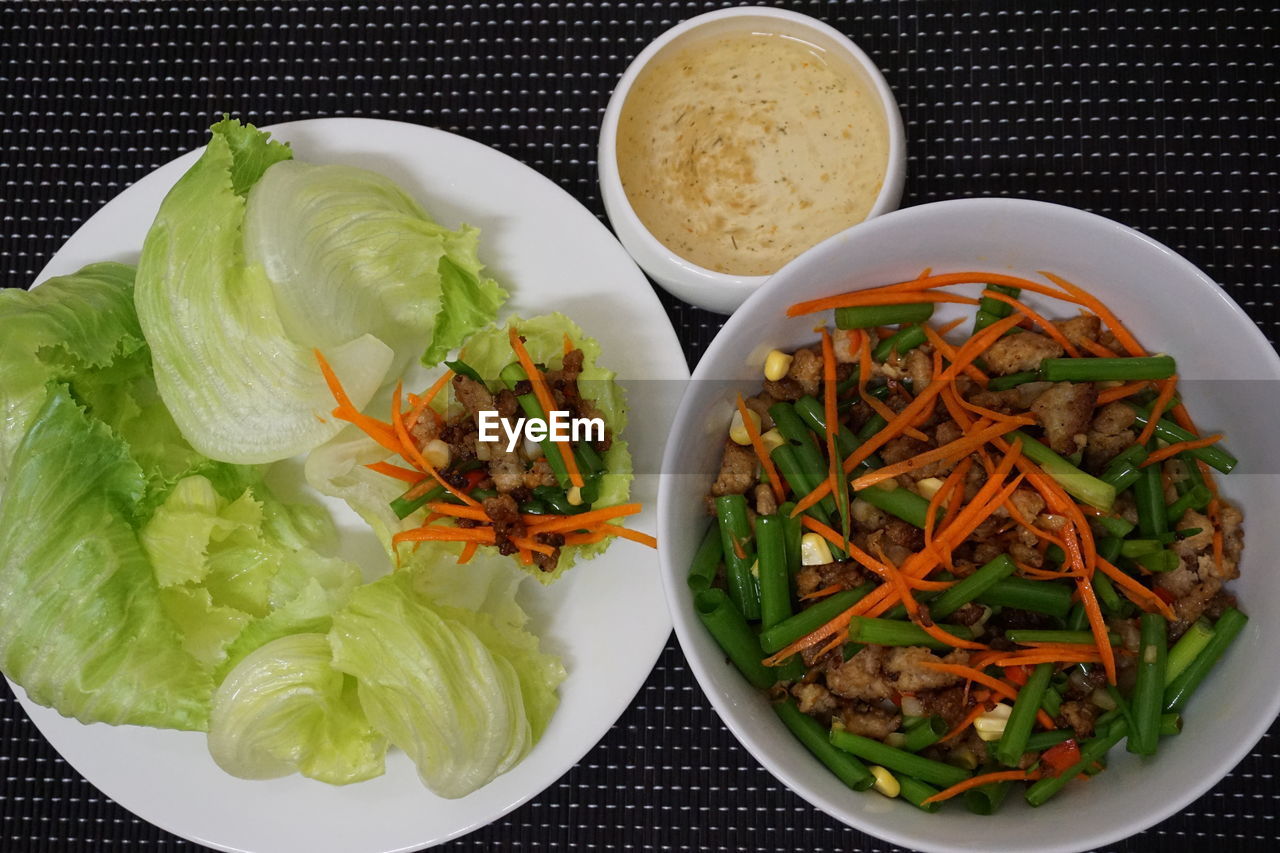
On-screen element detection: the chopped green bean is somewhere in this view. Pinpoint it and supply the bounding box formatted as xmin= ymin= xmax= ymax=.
xmin=927 ymin=554 xmax=1016 ymax=619
xmin=995 ymin=663 xmax=1053 ymax=767
xmin=1164 ymin=607 xmax=1248 ymax=712
xmin=975 ymin=577 xmax=1073 ymax=618
xmin=755 ymin=516 xmax=792 ymax=630
xmin=693 ymin=588 xmax=774 ymax=689
xmin=390 ymin=483 xmax=446 ymax=519
xmin=1008 ymin=431 xmax=1116 ymax=511
xmin=1133 ymin=456 xmax=1168 ymax=538
xmin=1127 ymin=613 xmax=1168 ymax=755
xmin=1127 ymin=403 xmax=1237 ymax=474
xmin=903 ymin=716 xmax=948 ymax=753
xmin=873 ymin=324 xmax=929 ymax=361
xmin=835 ymin=302 xmax=935 ymax=330
xmin=849 ymin=616 xmax=975 ymax=649
xmin=1024 ymin=730 xmax=1074 ymax=752
xmin=964 ymin=779 xmax=1012 ymax=815
xmin=1026 ymin=720 xmax=1128 ymax=806
xmin=857 ymin=482 xmax=931 ymax=529
xmin=974 ymin=284 xmax=1021 ymax=333
xmin=758 ymin=585 xmax=876 ymax=653
xmin=774 ymin=700 xmax=875 ymax=790
xmin=715 ymin=494 xmax=759 ymax=621
xmin=987 ymin=370 xmax=1040 ymax=391
xmin=686 ymin=523 xmax=724 ymax=592
xmin=829 ymin=727 xmax=970 ymax=788
xmin=1040 ymin=356 xmax=1176 ymax=382
xmin=1165 ymin=619 xmax=1214 ymax=685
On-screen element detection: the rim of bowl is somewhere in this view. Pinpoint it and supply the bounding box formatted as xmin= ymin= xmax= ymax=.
xmin=657 ymin=196 xmax=1280 ymax=853
xmin=598 ymin=6 xmax=907 ymax=315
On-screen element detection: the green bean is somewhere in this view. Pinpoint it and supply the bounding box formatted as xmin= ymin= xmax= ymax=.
xmin=1024 ymin=730 xmax=1074 ymax=752
xmin=1065 ymin=602 xmax=1087 ymax=632
xmin=857 ymin=482 xmax=931 ymax=529
xmin=770 ymin=445 xmax=833 ymax=527
xmin=1025 ymin=720 xmax=1128 ymax=806
xmin=575 ymin=441 xmax=606 ymax=475
xmin=793 ymin=396 xmax=876 ymax=472
xmin=758 ymin=585 xmax=875 ymax=653
xmin=1159 ymin=713 xmax=1184 ymax=736
xmin=1092 ymin=568 xmax=1124 ymax=614
xmin=1008 ymin=431 xmax=1116 ymax=511
xmin=1166 ymin=484 xmax=1213 ymax=523
xmin=1005 ymin=629 xmax=1119 ymax=645
xmin=1164 ymin=607 xmax=1248 ymax=712
xmin=835 ymin=302 xmax=935 ymax=330
xmin=693 ymin=588 xmax=774 ymax=689
xmin=927 ymin=554 xmax=1016 ymax=619
xmin=1094 ymin=513 xmax=1137 ymax=539
xmin=1099 ymin=444 xmax=1148 ymax=492
xmin=715 ymin=495 xmax=759 ymax=621
xmin=849 ymin=616 xmax=975 ymax=650
xmin=986 ymin=370 xmax=1040 ymax=391
xmin=686 ymin=523 xmax=724 ymax=592
xmin=778 ymin=501 xmax=803 ymax=576
xmin=769 ymin=402 xmax=813 ymax=445
xmin=975 ymin=577 xmax=1073 ymax=618
xmin=995 ymin=663 xmax=1053 ymax=766
xmin=1119 ymin=538 xmax=1165 ymax=558
xmin=898 ymin=776 xmax=943 ymax=813
xmin=829 ymin=728 xmax=971 ymax=788
xmin=1040 ymin=356 xmax=1176 ymax=382
xmin=390 ymin=483 xmax=446 ymax=519
xmin=500 ymin=363 xmax=573 ymax=488
xmin=1103 ymin=684 xmax=1138 ymax=739
xmin=1127 ymin=613 xmax=1168 ymax=756
xmin=1133 ymin=457 xmax=1168 ymax=538
xmin=1126 ymin=403 xmax=1237 ymax=474
xmin=1133 ymin=549 xmax=1179 ymax=573
xmin=872 ymin=324 xmax=929 ymax=361
xmin=755 ymin=516 xmax=792 ymax=630
xmin=974 ymin=284 xmax=1021 ymax=333
xmin=1040 ymin=683 xmax=1062 ymax=718
xmin=774 ymin=700 xmax=875 ymax=791
xmin=1165 ymin=619 xmax=1214 ymax=685
xmin=855 ymin=412 xmax=888 ymax=442
xmin=903 ymin=716 xmax=948 ymax=753
xmin=964 ymin=779 xmax=1012 ymax=815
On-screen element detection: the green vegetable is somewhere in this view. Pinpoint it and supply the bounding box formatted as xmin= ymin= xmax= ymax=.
xmin=1008 ymin=431 xmax=1115 ymax=511
xmin=1039 ymin=356 xmax=1176 ymax=382
xmin=1128 ymin=613 xmax=1168 ymax=755
xmin=135 ymin=118 xmax=395 ymax=464
xmin=927 ymin=554 xmax=1015 ymax=619
xmin=687 ymin=523 xmax=723 ymax=592
xmin=872 ymin=325 xmax=928 ymax=361
xmin=774 ymin=700 xmax=874 ymax=791
xmin=694 ymin=589 xmax=776 ymax=690
xmin=243 ymin=159 xmax=507 ymax=370
xmin=829 ymin=727 xmax=970 ymax=788
xmin=329 ymin=570 xmax=565 ymax=798
xmin=207 ymin=633 xmax=386 ymax=784
xmin=835 ymin=302 xmax=934 ymax=329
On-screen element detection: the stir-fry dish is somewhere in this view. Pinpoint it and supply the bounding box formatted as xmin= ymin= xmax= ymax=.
xmin=691 ymin=271 xmax=1246 ymax=810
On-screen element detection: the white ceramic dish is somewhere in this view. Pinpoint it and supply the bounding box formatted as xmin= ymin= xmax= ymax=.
xmin=15 ymin=117 xmax=689 ymax=853
xmin=657 ymin=197 xmax=1280 ymax=852
xmin=598 ymin=6 xmax=906 ymax=315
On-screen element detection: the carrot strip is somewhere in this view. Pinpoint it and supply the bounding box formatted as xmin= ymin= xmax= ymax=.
xmin=457 ymin=541 xmax=479 ymax=564
xmin=800 ymin=584 xmax=845 ymax=602
xmin=424 ymin=502 xmax=490 ymax=521
xmin=991 ymin=653 xmax=1103 ymax=667
xmin=403 ymin=369 xmax=454 ymax=431
xmin=737 ymin=393 xmax=786 ymax=504
xmin=849 ymin=419 xmax=1017 ymax=491
xmin=939 ymin=703 xmax=992 ymax=744
xmin=916 ymin=661 xmax=1020 ymax=703
xmin=509 ymin=535 xmax=557 ymax=556
xmin=979 ymin=289 xmax=1081 ymax=358
xmin=1095 ymin=381 xmax=1150 ymax=405
xmin=390 ymin=382 xmax=480 ymax=507
xmin=922 ymin=770 xmax=1039 ymax=805
xmin=787 ymin=291 xmax=982 ymax=317
xmin=509 ymin=326 xmax=584 ymax=488
xmin=917 ymin=619 xmax=989 ymax=651
xmin=1040 ymin=271 xmax=1146 ymax=356
xmin=921 ymin=323 xmax=988 ymax=385
xmin=1136 ymin=376 xmax=1178 ymax=447
xmin=315 ymin=349 xmax=404 ymax=454
xmin=563 ymin=332 xmax=575 ymax=356
xmin=1079 ymin=336 xmax=1121 ymax=358
xmin=392 ymin=527 xmax=497 ymax=545
xmin=365 ymin=461 xmax=428 ymax=483
xmin=526 ymin=502 xmax=644 ymax=532
xmin=1141 ymin=434 xmax=1224 ymax=467
xmin=1094 ymin=557 xmax=1175 ymax=620
xmin=1078 ymin=576 xmax=1117 ymax=684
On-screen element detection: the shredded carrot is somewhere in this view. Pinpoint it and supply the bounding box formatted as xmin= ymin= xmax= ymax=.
xmin=403 ymin=369 xmax=454 ymax=431
xmin=921 ymin=322 xmax=988 ymax=385
xmin=916 ymin=661 xmax=1019 ymax=702
xmin=1094 ymin=556 xmax=1176 ymax=620
xmin=424 ymin=502 xmax=490 ymax=521
xmin=509 ymin=326 xmax=584 ymax=488
xmin=457 ymin=541 xmax=479 ymax=564
xmin=737 ymin=393 xmax=786 ymax=504
xmin=314 ymin=349 xmax=404 ymax=455
xmin=849 ymin=419 xmax=1017 ymax=491
xmin=800 ymin=584 xmax=844 ymax=601
xmin=1040 ymin=271 xmax=1146 ymax=357
xmin=1141 ymin=433 xmax=1224 ymax=467
xmin=991 ymin=652 xmax=1103 ymax=668
xmin=856 ymin=329 xmax=930 ymax=442
xmin=918 ymin=619 xmax=989 ymax=651
xmin=979 ymin=289 xmax=1081 ymax=358
xmin=939 ymin=702 xmax=992 ymax=743
xmin=526 ymin=502 xmax=643 ymax=532
xmin=392 ymin=526 xmax=497 ymax=545
xmin=1136 ymin=376 xmax=1178 ymax=447
xmin=1170 ymin=402 xmax=1201 ymax=436
xmin=1095 ymin=381 xmax=1150 ymax=405
xmin=922 ymin=769 xmax=1039 ymax=805
xmin=390 ymin=381 xmax=480 ymax=507
xmin=1077 ymin=335 xmax=1121 ymax=358
xmin=787 ymin=291 xmax=982 ymax=317
xmin=820 ymin=329 xmax=848 ymax=545
xmin=1078 ymin=576 xmax=1117 ymax=684
xmin=563 ymin=332 xmax=574 ymax=356
xmin=365 ymin=461 xmax=428 ymax=483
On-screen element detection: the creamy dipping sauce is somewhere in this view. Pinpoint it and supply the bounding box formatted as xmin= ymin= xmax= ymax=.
xmin=616 ymin=30 xmax=889 ymax=277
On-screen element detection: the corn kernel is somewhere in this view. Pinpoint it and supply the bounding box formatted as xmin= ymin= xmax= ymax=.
xmin=567 ymin=486 xmax=583 ymax=506
xmin=916 ymin=477 xmax=946 ymax=500
xmin=729 ymin=407 xmax=761 ymax=446
xmin=423 ymin=438 xmax=451 ymax=469
xmin=974 ymin=702 xmax=1013 ymax=742
xmin=869 ymin=765 xmax=901 ymax=798
xmin=760 ymin=428 xmax=786 ymax=454
xmin=764 ymin=349 xmax=794 ymax=381
xmin=800 ymin=532 xmax=833 ymax=566
xmin=883 ymin=732 xmax=908 ymax=749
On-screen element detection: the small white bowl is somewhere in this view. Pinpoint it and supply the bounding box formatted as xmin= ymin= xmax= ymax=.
xmin=599 ymin=7 xmax=906 ymax=315
xmin=658 ymin=197 xmax=1280 ymax=852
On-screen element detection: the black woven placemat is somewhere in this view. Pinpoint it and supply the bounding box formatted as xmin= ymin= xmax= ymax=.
xmin=2 ymin=2 xmax=1278 ymax=850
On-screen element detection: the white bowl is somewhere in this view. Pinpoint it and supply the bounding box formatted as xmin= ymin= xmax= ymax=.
xmin=657 ymin=197 xmax=1280 ymax=852
xmin=598 ymin=7 xmax=906 ymax=315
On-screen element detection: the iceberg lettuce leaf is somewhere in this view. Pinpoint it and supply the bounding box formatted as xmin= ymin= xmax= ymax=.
xmin=134 ymin=118 xmax=393 ymax=464
xmin=243 ymin=161 xmax=507 ymax=371
xmin=208 ymin=633 xmax=386 ymax=785
xmin=0 ymin=386 xmax=212 ymax=730
xmin=328 ymin=570 xmax=564 ymax=798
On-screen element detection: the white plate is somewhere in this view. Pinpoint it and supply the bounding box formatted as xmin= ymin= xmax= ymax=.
xmin=15 ymin=118 xmax=689 ymax=853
